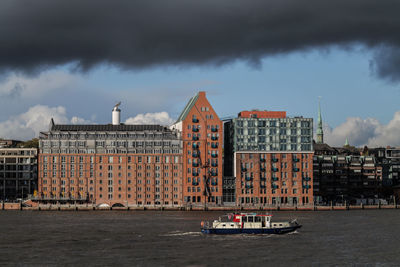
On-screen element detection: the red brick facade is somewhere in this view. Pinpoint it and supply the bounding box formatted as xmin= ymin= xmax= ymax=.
xmin=179 ymin=92 xmax=223 ymax=205
xmin=38 ymin=154 xmax=183 ymax=207
xmin=235 ymin=152 xmax=314 ymax=205
xmin=238 ymin=111 xmax=286 ymax=119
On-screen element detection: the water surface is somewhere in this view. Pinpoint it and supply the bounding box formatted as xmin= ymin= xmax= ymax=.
xmin=0 ymin=210 xmax=399 ymax=266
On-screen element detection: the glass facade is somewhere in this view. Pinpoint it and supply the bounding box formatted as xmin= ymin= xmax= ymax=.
xmin=232 ymin=117 xmax=313 ymax=152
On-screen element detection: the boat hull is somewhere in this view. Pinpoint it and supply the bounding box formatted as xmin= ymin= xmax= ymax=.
xmin=201 ymin=225 xmax=301 ymax=235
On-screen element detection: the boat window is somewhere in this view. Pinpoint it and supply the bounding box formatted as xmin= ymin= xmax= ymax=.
xmin=279 ymin=224 xmax=283 ymax=226
xmin=243 ymin=216 xmax=247 ymax=223
xmin=248 ymin=216 xmax=254 ymax=222
xmin=255 ymin=216 xmax=261 ymax=222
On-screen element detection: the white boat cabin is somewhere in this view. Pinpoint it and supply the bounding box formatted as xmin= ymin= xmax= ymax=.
xmin=212 ymin=213 xmax=293 ymax=229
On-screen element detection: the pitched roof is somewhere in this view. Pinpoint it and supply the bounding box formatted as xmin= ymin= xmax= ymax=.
xmin=175 ymin=92 xmax=199 ymax=123
xmin=51 ymin=124 xmax=168 ymax=132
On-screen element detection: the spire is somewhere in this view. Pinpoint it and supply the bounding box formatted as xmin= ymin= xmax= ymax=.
xmin=345 ymin=138 xmax=349 ymax=146
xmin=316 ymin=97 xmax=324 ymax=144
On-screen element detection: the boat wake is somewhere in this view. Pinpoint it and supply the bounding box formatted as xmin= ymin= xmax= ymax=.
xmin=161 ymin=231 xmax=202 ymax=237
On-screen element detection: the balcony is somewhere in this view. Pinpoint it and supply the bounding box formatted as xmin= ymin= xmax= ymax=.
xmin=192 ymin=143 xmax=199 ymax=149
xmin=293 ymin=168 xmax=300 ymax=172
xmin=211 ymin=181 xmax=218 ymax=186
xmin=211 ymin=162 xmax=218 ymax=167
xmin=303 ymin=177 xmax=311 ymax=181
xmin=271 ymin=184 xmax=278 ymax=189
xmin=303 ymin=185 xmax=311 ymax=189
xmin=260 ymin=158 xmax=266 ymax=162
xmin=192 ymin=153 xmax=199 ymax=158
xmin=211 ymin=128 xmax=218 ymax=132
xmin=260 ymin=184 xmax=266 ymax=188
xmin=293 ymin=158 xmax=300 ymax=162
xmin=192 ymin=136 xmax=199 ymax=141
xmin=272 ymin=167 xmax=279 ymax=172
xmin=192 ymin=181 xmax=199 ymax=186
xmin=210 ymin=171 xmax=218 ymax=176
xmin=192 ymin=128 xmax=199 ymax=132
xmin=245 ymin=176 xmax=253 ymax=181
xmin=241 ymin=167 xmax=247 ymax=172
xmin=245 ymin=185 xmax=253 ymax=189
xmin=260 ymin=177 xmax=266 ymax=181
xmin=211 ymin=153 xmax=218 ymax=158
xmin=192 ymin=162 xmax=199 ymax=167
xmin=192 ymin=118 xmax=199 ymax=123
xmin=192 ymin=172 xmax=199 ymax=176
xmin=211 ymin=143 xmax=218 ymax=149
xmin=211 ymin=136 xmax=218 ymax=141
xmin=272 ymin=177 xmax=279 ymax=181
xmin=272 ymin=158 xmax=278 ymax=162
xmin=260 ymin=167 xmax=266 ymax=172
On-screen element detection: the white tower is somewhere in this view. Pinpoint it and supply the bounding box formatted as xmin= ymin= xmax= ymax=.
xmin=112 ymin=102 xmax=121 ymax=125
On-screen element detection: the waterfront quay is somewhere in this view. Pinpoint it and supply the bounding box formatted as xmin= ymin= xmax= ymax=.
xmin=1 ymin=202 xmax=399 ymax=211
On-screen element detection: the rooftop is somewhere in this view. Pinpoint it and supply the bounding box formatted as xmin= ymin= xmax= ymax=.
xmin=50 ymin=123 xmax=170 ymax=132
xmin=238 ymin=110 xmax=286 ymax=119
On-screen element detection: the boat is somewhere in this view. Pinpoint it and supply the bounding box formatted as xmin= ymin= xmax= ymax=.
xmin=200 ymin=213 xmax=301 ymax=234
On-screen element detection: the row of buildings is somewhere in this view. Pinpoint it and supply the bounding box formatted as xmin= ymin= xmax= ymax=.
xmin=1 ymin=91 xmax=399 ymax=207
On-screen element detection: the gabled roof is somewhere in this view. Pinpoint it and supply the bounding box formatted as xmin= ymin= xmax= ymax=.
xmin=175 ymin=92 xmax=199 ymax=123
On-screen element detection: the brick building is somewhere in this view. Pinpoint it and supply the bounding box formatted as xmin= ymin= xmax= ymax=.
xmin=38 ymin=109 xmax=183 ymax=208
xmin=171 ymin=91 xmax=223 ymax=206
xmin=224 ymin=110 xmax=314 ymax=206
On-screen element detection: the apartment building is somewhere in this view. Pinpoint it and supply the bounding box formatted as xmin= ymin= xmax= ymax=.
xmin=224 ymin=110 xmax=314 ymax=206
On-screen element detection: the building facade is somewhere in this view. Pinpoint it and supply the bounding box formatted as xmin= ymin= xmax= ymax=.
xmin=38 ymin=118 xmax=183 ymax=207
xmin=0 ymin=148 xmax=38 ymax=200
xmin=0 ymin=139 xmax=22 ymax=148
xmin=224 ymin=110 xmax=314 ymax=206
xmin=171 ymin=92 xmax=223 ymax=206
xmin=313 ymin=143 xmax=385 ymax=204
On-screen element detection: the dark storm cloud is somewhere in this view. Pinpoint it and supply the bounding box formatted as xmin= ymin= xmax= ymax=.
xmin=1 ymin=0 xmax=400 ymax=80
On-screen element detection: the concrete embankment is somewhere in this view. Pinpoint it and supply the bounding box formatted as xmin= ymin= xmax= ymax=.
xmin=1 ymin=203 xmax=399 ymax=211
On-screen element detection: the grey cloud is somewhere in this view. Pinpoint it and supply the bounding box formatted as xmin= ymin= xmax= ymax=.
xmin=322 ymin=111 xmax=400 ymax=147
xmin=1 ymin=0 xmax=400 ymax=80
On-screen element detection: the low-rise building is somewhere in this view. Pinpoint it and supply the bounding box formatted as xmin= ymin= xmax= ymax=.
xmin=313 ymin=143 xmax=384 ymax=204
xmin=0 ymin=148 xmax=37 ymax=200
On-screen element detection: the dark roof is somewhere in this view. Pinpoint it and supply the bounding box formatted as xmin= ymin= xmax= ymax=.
xmin=51 ymin=124 xmax=169 ymax=132
xmin=314 ymin=142 xmax=337 ymax=152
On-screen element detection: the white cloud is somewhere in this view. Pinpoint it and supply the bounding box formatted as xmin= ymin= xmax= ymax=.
xmin=323 ymin=111 xmax=400 ymax=147
xmin=70 ymin=116 xmax=92 ymax=125
xmin=0 ymin=105 xmax=89 ymax=140
xmin=125 ymin=112 xmax=174 ymax=126
xmin=0 ymin=70 xmax=81 ymax=99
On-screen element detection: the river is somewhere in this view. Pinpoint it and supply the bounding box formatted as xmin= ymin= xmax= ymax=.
xmin=0 ymin=210 xmax=399 ymax=266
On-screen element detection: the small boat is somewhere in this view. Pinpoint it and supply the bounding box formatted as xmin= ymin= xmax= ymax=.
xmin=201 ymin=213 xmax=301 ymax=234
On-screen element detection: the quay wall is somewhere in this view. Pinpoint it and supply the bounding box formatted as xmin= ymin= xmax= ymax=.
xmin=0 ymin=203 xmax=399 ymax=211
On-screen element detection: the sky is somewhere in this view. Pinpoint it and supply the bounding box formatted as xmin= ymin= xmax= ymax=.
xmin=0 ymin=0 xmax=400 ymax=147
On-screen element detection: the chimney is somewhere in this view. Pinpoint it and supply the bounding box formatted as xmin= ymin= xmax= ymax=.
xmin=112 ymin=102 xmax=121 ymax=125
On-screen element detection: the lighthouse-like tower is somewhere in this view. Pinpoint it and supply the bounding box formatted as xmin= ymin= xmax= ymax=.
xmin=112 ymin=102 xmax=121 ymax=125
xmin=316 ymin=98 xmax=324 ymax=144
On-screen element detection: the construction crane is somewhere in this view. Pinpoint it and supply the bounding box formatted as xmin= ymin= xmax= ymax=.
xmin=192 ymin=137 xmax=212 ymax=206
